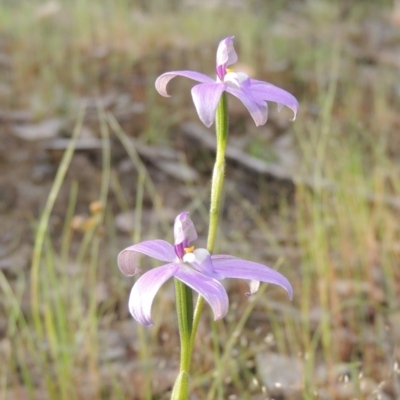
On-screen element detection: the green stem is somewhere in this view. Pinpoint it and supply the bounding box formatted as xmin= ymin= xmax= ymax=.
xmin=207 ymin=93 xmax=229 ymax=253
xmin=171 ymin=279 xmax=193 ymax=399
xmin=172 ymin=93 xmax=229 ymax=400
xmin=190 ymin=93 xmax=229 ymax=351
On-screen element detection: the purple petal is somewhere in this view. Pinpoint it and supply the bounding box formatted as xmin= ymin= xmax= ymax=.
xmin=226 ymin=85 xmax=269 ymax=126
xmin=118 ymin=240 xmax=177 ymax=276
xmin=191 ymin=83 xmax=226 ymax=127
xmin=129 ymin=263 xmax=179 ymax=326
xmin=175 ymin=265 xmax=229 ymax=320
xmin=249 ymin=79 xmax=299 ymax=120
xmin=155 ymin=71 xmax=215 ymax=97
xmin=211 ymin=257 xmax=293 ymax=300
xmin=174 ymin=211 xmax=198 ymax=246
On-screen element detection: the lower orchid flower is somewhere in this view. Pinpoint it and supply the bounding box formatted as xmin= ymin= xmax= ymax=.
xmin=118 ymin=212 xmax=293 ymax=326
xmin=155 ymin=36 xmax=299 ymax=127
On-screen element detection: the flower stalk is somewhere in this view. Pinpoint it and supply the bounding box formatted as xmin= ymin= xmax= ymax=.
xmin=171 ymin=280 xmax=193 ymax=399
xmin=173 ymin=93 xmax=229 ymax=399
xmin=208 ymin=92 xmax=228 ymax=253
xmin=190 ymin=93 xmax=229 ymax=358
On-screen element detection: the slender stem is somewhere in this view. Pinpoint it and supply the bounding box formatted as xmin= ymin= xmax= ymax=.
xmin=190 ymin=93 xmax=229 ymax=351
xmin=171 ymin=279 xmax=193 ymax=399
xmin=207 ymin=94 xmax=228 ymax=252
xmin=172 ymin=93 xmax=229 ymax=400
xmin=175 ymin=280 xmax=193 ymax=371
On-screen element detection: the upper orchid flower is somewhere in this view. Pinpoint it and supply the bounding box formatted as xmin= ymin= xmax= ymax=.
xmin=155 ymin=36 xmax=299 ymax=128
xmin=118 ymin=212 xmax=293 ymax=326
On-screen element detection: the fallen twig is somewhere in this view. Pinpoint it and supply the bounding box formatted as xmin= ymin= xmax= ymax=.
xmin=181 ymin=121 xmax=400 ymax=210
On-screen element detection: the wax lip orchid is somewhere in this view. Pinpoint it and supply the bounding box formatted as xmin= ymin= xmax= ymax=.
xmin=155 ymin=36 xmax=299 ymax=127
xmin=118 ymin=212 xmax=293 ymax=326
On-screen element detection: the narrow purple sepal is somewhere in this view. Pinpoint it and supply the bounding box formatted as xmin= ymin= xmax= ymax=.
xmin=118 ymin=240 xmax=177 ymax=276
xmin=226 ymin=86 xmax=269 ymax=126
xmin=249 ymin=79 xmax=299 ymax=120
xmin=211 ymin=257 xmax=293 ymax=300
xmin=155 ymin=71 xmax=214 ymax=97
xmin=191 ymin=83 xmax=226 ymax=127
xmin=175 ymin=265 xmax=229 ymax=320
xmin=129 ymin=263 xmax=179 ymax=326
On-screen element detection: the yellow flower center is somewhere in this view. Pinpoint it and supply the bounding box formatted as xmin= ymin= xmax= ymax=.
xmin=184 ymin=246 xmax=195 ymax=254
xmin=226 ymin=67 xmax=234 ymax=73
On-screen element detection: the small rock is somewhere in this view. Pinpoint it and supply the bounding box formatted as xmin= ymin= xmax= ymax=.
xmin=155 ymin=159 xmax=198 ymax=181
xmin=98 ymin=329 xmax=127 ymax=362
xmin=0 ymin=53 xmax=12 ymax=68
xmin=308 ymin=306 xmax=325 ymax=330
xmin=256 ymin=352 xmax=304 ymax=397
xmin=0 ymin=244 xmax=32 ymax=277
xmin=360 ymin=378 xmax=381 ymax=395
xmin=12 ymin=118 xmax=63 ymax=141
xmin=0 ymin=109 xmax=33 ymax=123
xmin=0 ymin=83 xmax=11 ymax=96
xmin=35 ymin=1 xmax=61 ymax=20
xmin=332 ymin=327 xmax=357 ymax=362
xmin=131 ymin=102 xmax=146 ymax=113
xmin=115 ymin=211 xmax=137 ymax=234
xmin=96 ymin=282 xmax=109 ymax=305
xmin=79 ymin=93 xmax=116 ymax=110
xmin=0 ymin=318 xmax=7 ymax=336
xmin=3 ymin=386 xmax=48 ymax=400
xmin=385 ymin=311 xmax=400 ymax=339
xmin=367 ymin=391 xmax=392 ymax=400
xmin=332 ymin=279 xmax=372 ymax=297
xmin=0 ymin=182 xmax=17 ymax=212
xmin=272 ymin=132 xmax=299 ymax=171
xmin=31 ymin=162 xmax=54 ymax=183
xmin=115 ymin=209 xmax=176 ymax=234
xmin=104 ymin=358 xmax=178 ymax=399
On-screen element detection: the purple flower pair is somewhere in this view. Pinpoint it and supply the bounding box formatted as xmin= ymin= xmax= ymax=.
xmin=118 ymin=212 xmax=292 ymax=326
xmin=155 ymin=36 xmax=298 ymax=127
xmin=119 ymin=37 xmax=297 ymax=327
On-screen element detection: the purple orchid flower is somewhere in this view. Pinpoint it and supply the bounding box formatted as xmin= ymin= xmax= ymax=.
xmin=118 ymin=212 xmax=293 ymax=326
xmin=155 ymin=36 xmax=299 ymax=127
